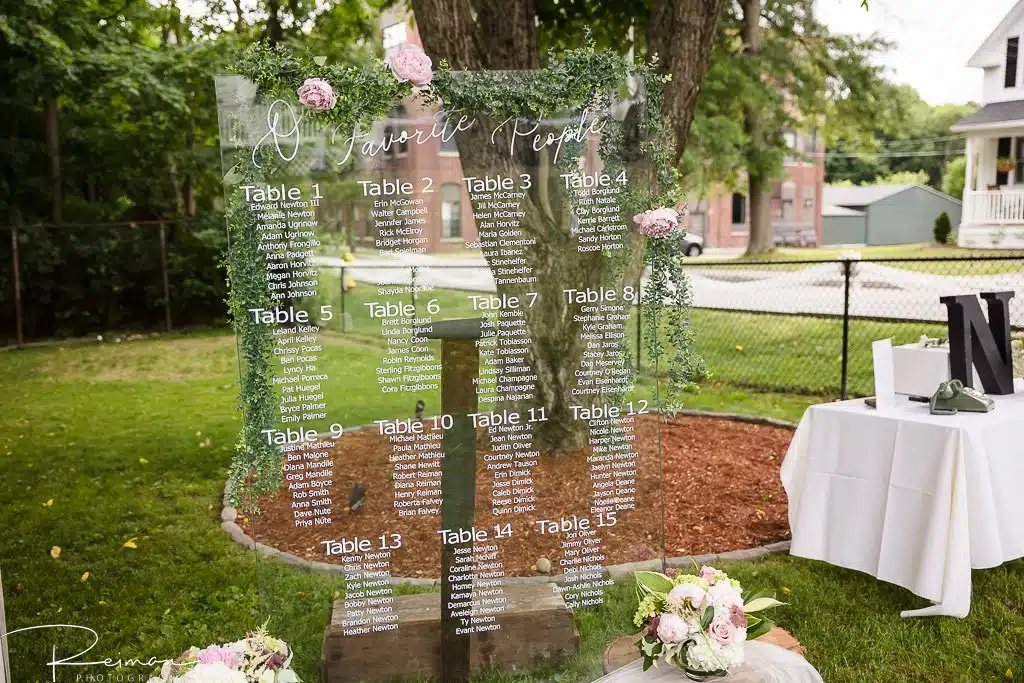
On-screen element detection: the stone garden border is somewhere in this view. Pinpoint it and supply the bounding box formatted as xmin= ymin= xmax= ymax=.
xmin=219 ymin=411 xmax=796 ymax=587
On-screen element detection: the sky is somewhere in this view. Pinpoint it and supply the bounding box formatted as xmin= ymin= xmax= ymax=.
xmin=816 ymin=0 xmax=1019 ymax=105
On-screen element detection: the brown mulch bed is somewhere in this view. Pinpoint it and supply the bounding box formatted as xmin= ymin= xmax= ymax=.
xmin=240 ymin=414 xmax=793 ymax=577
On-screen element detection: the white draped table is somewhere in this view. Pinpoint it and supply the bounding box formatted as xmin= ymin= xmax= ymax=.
xmin=593 ymin=642 xmax=823 ymax=683
xmin=781 ymin=380 xmax=1024 ymax=617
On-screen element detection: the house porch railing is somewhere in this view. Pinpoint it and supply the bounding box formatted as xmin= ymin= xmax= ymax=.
xmin=963 ymin=189 xmax=1024 ymax=224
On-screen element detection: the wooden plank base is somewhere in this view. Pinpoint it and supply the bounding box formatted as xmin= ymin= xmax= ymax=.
xmin=322 ymin=583 xmax=580 ymax=682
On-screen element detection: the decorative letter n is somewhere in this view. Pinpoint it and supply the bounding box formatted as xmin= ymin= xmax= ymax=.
xmin=939 ymin=291 xmax=1015 ymax=395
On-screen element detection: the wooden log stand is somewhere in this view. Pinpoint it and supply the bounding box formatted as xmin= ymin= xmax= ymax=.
xmin=322 ymin=583 xmax=580 ymax=682
xmin=322 ymin=320 xmax=579 ymax=682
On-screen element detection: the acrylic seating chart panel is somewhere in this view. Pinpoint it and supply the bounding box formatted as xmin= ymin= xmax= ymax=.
xmin=215 ymin=61 xmax=669 ymax=682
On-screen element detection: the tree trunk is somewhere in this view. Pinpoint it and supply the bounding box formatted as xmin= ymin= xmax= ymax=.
xmin=44 ymin=97 xmax=61 ymax=224
xmin=647 ymin=0 xmax=727 ymax=160
xmin=233 ymin=0 xmax=245 ymax=33
xmin=266 ymin=0 xmax=283 ymax=45
xmin=741 ymin=0 xmax=774 ymax=256
xmin=411 ymin=0 xmax=724 ymax=454
xmin=747 ymin=178 xmax=773 ymax=252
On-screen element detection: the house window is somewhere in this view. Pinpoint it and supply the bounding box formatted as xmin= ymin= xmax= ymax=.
xmin=1007 ymin=37 xmax=1020 ymax=88
xmin=731 ymin=192 xmax=746 ymax=225
xmin=383 ymin=107 xmax=408 ymax=159
xmin=803 ymin=128 xmax=818 ymax=154
xmin=1015 ymin=138 xmax=1024 ymax=183
xmin=441 ymin=183 xmax=461 ymax=238
xmin=383 ymin=23 xmax=406 ymax=56
xmin=781 ymin=182 xmax=796 ymax=221
xmin=998 ymin=136 xmax=1012 ymax=185
xmin=438 ymin=113 xmax=459 ymax=155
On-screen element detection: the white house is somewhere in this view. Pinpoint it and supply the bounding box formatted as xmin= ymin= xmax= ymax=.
xmin=952 ymin=0 xmax=1024 ymax=248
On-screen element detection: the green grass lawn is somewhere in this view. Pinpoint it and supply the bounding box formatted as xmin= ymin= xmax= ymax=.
xmin=1 ymin=333 xmax=1023 ymax=682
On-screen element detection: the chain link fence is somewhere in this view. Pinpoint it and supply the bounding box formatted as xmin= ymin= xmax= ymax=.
xmin=8 ymin=243 xmax=1020 ymax=401
xmin=679 ymin=257 xmax=1023 ymax=398
xmin=312 ymin=256 xmax=1024 ymax=400
xmin=1 ymin=219 xmax=227 ymax=346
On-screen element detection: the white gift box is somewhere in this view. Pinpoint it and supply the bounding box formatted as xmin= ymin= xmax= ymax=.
xmin=891 ymin=343 xmax=982 ymax=397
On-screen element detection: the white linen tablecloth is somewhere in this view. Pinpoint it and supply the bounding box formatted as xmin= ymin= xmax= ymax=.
xmin=593 ymin=642 xmax=823 ymax=683
xmin=781 ymin=380 xmax=1024 ymax=617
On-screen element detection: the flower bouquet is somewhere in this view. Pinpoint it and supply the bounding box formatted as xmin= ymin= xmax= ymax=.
xmin=632 ymin=567 xmax=785 ymax=680
xmin=148 ymin=627 xmax=300 ymax=683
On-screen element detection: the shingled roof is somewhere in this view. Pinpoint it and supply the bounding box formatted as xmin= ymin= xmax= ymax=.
xmin=951 ymin=100 xmax=1024 ymax=131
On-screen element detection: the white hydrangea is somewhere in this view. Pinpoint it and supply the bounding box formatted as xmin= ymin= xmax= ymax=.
xmin=178 ymin=662 xmax=247 ymax=683
xmin=686 ymin=637 xmax=745 ymax=673
xmin=708 ymin=580 xmax=744 ymax=619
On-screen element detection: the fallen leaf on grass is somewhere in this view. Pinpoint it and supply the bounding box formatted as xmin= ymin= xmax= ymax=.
xmin=122 ymin=538 xmax=138 ymax=549
xmin=782 ymin=587 xmax=791 ymax=595
xmin=43 ymin=499 xmax=53 ymax=508
xmin=49 ymin=546 xmax=61 ymax=559
xmin=81 ymin=572 xmax=90 ymax=582
xmin=139 ymin=458 xmax=149 ymax=465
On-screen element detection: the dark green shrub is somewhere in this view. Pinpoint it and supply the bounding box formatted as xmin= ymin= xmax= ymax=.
xmin=934 ymin=211 xmax=952 ymax=245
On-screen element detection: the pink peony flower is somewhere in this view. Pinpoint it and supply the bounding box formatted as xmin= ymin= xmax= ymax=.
xmin=700 ymin=566 xmax=717 ymax=583
xmin=196 ymin=645 xmax=239 ymax=670
xmin=666 ymin=583 xmax=708 ymax=612
xmin=729 ymin=604 xmax=748 ymax=628
xmin=296 ymin=78 xmax=337 ymax=111
xmin=708 ymin=619 xmax=736 ymax=645
xmin=387 ymin=45 xmax=433 ymax=88
xmin=664 ymin=568 xmax=680 ymax=578
xmin=632 ymin=207 xmax=679 ymax=238
xmin=656 ymin=613 xmax=690 ymax=644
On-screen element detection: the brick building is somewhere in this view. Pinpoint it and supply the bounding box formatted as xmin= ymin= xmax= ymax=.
xmin=688 ymin=133 xmax=825 ymax=249
xmin=362 ymin=9 xmax=825 ymax=253
xmin=345 ymin=9 xmax=477 ymax=253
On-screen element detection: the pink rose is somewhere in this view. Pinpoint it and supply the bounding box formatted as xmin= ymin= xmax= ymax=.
xmin=708 ymin=619 xmax=736 ymax=645
xmin=700 ymin=566 xmax=717 ymax=583
xmin=729 ymin=604 xmax=748 ymax=628
xmin=296 ymin=78 xmax=337 ymax=111
xmin=666 ymin=584 xmax=708 ymax=612
xmin=387 ymin=45 xmax=433 ymax=88
xmin=664 ymin=568 xmax=680 ymax=578
xmin=196 ymin=645 xmax=239 ymax=670
xmin=632 ymin=207 xmax=679 ymax=238
xmin=656 ymin=613 xmax=690 ymax=644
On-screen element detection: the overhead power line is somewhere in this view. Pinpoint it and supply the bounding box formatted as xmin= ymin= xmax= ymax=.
xmin=822 ymin=149 xmax=965 ymax=159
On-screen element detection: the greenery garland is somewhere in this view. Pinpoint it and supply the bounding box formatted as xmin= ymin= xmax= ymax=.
xmin=223 ymin=40 xmax=705 ymax=507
